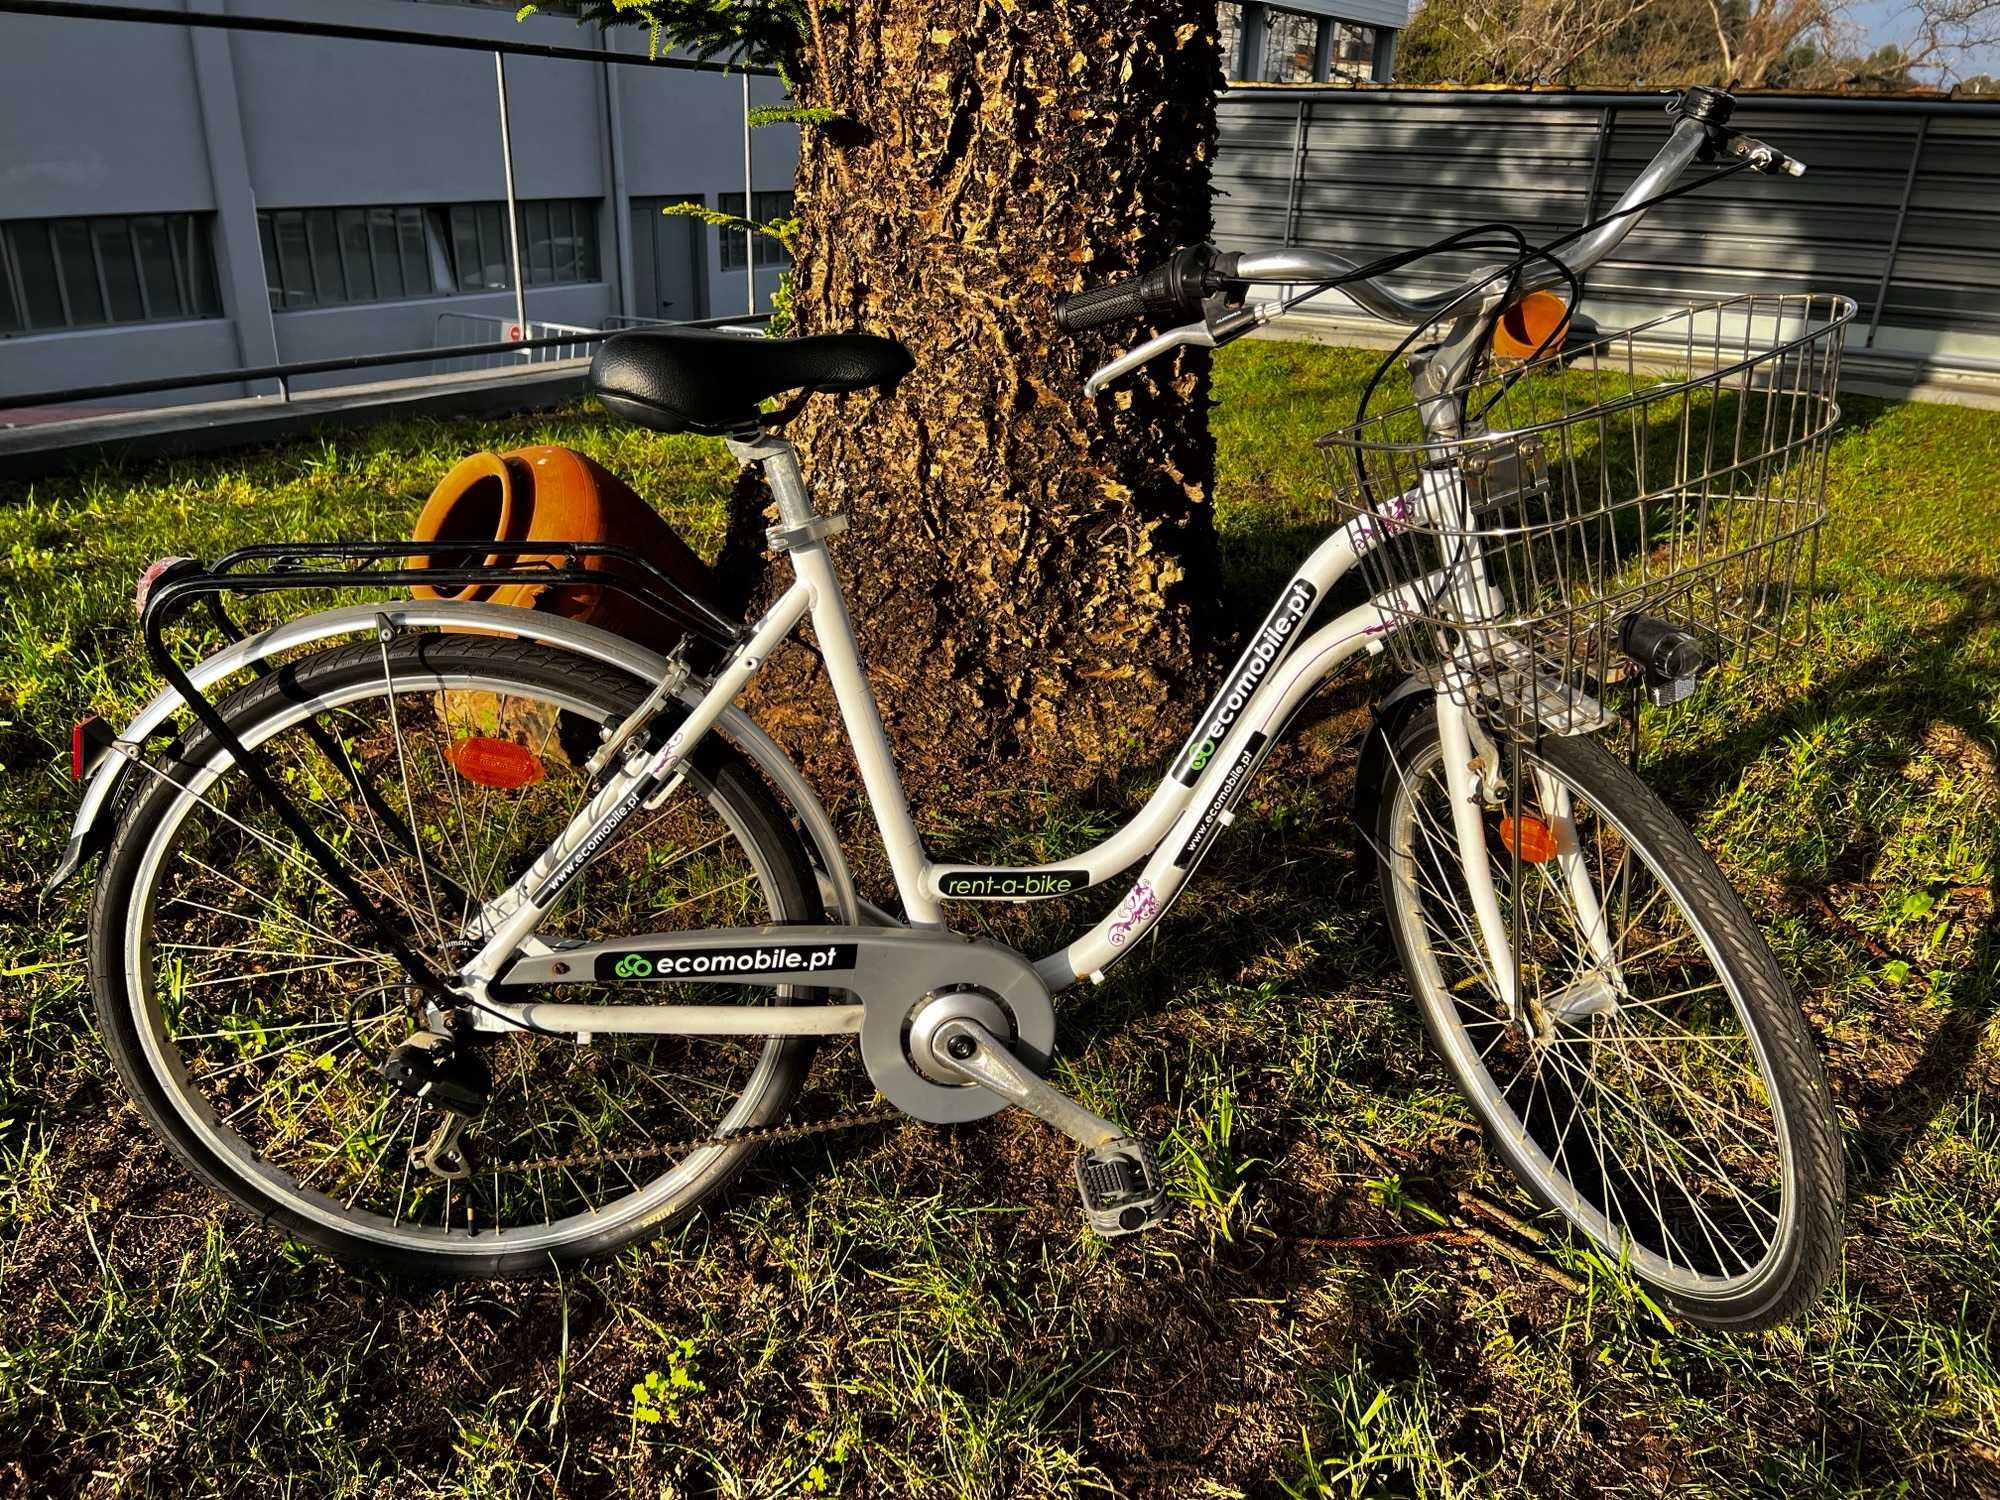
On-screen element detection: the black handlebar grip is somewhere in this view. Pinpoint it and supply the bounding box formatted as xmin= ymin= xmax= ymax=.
xmin=1056 ymin=280 xmax=1154 ymax=335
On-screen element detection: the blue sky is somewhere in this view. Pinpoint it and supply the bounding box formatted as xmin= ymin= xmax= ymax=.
xmin=1850 ymin=0 xmax=2000 ymax=77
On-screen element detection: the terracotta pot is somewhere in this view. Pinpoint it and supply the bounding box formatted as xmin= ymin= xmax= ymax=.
xmin=409 ymin=452 xmax=519 ymax=603
xmin=410 ymin=444 xmax=718 ymax=652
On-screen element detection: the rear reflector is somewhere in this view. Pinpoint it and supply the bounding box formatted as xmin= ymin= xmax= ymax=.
xmin=447 ymin=736 xmax=545 ymax=789
xmin=71 ymin=715 xmax=106 ymax=780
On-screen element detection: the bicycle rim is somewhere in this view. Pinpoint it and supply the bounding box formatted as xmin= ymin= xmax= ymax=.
xmin=1379 ymin=724 xmax=1800 ymax=1299
xmin=101 ymin=638 xmax=810 ymax=1262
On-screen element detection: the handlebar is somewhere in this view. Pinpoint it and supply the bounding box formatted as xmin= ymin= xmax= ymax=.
xmin=1058 ymin=85 xmax=1808 ymax=376
xmin=1055 ymin=245 xmax=1225 ymax=334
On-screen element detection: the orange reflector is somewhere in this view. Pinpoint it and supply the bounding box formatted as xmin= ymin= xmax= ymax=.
xmin=1498 ymin=814 xmax=1559 ymax=864
xmin=1491 ymin=291 xmax=1571 ymax=360
xmin=447 ymin=737 xmax=545 ymax=789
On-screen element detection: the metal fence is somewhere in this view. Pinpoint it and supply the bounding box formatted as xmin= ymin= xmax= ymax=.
xmin=432 ymin=314 xmax=601 ymax=376
xmin=1213 ymin=86 xmax=2000 ymax=382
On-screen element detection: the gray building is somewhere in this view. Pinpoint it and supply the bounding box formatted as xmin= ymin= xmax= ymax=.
xmin=0 ymin=0 xmax=1411 ymax=411
xmin=1220 ymin=1 xmax=1407 ymax=86
xmin=0 ymin=0 xmax=798 ymax=405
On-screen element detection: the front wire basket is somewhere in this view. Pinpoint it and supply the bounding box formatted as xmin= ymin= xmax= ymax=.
xmin=1319 ymin=291 xmax=1854 ymax=737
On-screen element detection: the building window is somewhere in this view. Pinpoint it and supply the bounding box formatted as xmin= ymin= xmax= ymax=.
xmin=717 ymin=192 xmax=794 ymax=272
xmin=1330 ymin=21 xmax=1378 ymax=81
xmin=1261 ymin=8 xmax=1323 ymax=83
xmin=256 ymin=199 xmax=600 ymax=311
xmin=1218 ymin=1 xmax=1244 ymax=78
xmin=1 ymin=213 xmax=221 ymax=336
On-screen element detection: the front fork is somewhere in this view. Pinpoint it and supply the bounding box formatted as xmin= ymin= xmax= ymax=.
xmin=1433 ymin=688 xmax=1622 ymax=1037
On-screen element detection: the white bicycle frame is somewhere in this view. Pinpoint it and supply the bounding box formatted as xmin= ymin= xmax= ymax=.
xmin=448 ymin=107 xmax=1762 ymax=1035
xmin=449 ymin=428 xmax=1602 ymax=1038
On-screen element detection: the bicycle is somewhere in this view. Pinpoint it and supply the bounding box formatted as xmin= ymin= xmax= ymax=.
xmin=63 ymin=85 xmax=1847 ymax=1330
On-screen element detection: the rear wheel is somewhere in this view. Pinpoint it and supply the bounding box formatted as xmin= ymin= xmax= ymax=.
xmin=1370 ymin=704 xmax=1843 ymax=1329
xmin=89 ymin=634 xmax=823 ymax=1277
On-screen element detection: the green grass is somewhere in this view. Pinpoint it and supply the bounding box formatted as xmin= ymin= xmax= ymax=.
xmin=1 ymin=339 xmax=1997 ymax=1497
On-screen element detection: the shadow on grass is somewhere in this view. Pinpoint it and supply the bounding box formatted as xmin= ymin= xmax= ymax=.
xmin=1633 ymin=570 xmax=2000 ymax=1204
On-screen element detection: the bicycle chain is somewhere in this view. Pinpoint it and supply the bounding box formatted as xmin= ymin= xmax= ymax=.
xmin=475 ymin=1103 xmax=906 ymax=1178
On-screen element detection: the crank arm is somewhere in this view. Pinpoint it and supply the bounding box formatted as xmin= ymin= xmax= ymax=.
xmin=923 ymin=1017 xmax=1122 ymax=1149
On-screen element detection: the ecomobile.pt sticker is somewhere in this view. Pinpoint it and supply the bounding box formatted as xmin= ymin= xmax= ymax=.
xmin=596 ymin=944 xmax=858 ymax=981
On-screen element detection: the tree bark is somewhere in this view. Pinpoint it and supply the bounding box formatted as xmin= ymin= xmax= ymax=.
xmin=723 ymin=1 xmax=1227 ymax=796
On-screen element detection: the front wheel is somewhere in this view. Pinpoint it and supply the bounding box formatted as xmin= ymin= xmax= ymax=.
xmin=1369 ymin=703 xmax=1843 ymax=1329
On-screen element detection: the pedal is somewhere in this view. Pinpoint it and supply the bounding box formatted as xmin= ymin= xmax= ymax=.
xmin=1075 ymin=1137 xmax=1168 ymax=1239
xmin=921 ymin=1015 xmax=1170 ymax=1238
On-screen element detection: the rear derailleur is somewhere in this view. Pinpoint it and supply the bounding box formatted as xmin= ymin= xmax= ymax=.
xmin=380 ymin=1030 xmax=491 ymax=1181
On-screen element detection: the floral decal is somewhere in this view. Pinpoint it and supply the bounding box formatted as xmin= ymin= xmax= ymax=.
xmin=1106 ymin=880 xmax=1159 ymax=948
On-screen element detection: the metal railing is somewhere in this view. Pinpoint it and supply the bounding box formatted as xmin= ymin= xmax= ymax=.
xmin=0 ymin=312 xmax=772 ymax=416
xmin=433 ymin=314 xmax=602 ymax=375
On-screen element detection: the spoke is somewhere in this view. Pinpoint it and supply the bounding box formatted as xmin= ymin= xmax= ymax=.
xmin=429 ymin=701 xmax=485 ymax=933
xmin=476 ymin=705 xmax=568 ymax=910
xmin=275 ymin=725 xmax=443 ymax=932
xmin=392 ymin=1108 xmax=424 ymax=1226
xmin=296 ymin=1094 xmax=391 ymax=1192
xmin=176 ymin=1009 xmax=401 ymax=1043
xmin=178 ymin=957 xmax=383 ymax=992
xmin=1613 ymin=882 xmax=1675 ymax=961
xmin=1595 ymin=1023 xmax=1779 ymax=1165
xmin=378 ymin=637 xmax=448 ymax=949
xmin=166 ymin=874 xmax=376 ymax=965
xmin=162 ymin=941 xmax=367 ymax=963
xmin=129 ymin=756 xmax=413 ymax=944
xmin=1612 ymin=980 xmax=1729 ymax=1015
xmin=1545 ymin=1041 xmax=1709 ymax=1275
xmin=1540 ymin=1040 xmax=1771 ymax=1259
xmin=214 ymin=1034 xmax=367 ymax=1128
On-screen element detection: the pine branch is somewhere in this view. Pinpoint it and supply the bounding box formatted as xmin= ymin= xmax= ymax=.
xmin=556 ymin=1 xmax=820 ymax=90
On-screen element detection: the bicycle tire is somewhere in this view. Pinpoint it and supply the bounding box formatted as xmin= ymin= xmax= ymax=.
xmin=89 ymin=633 xmax=823 ymax=1278
xmin=1368 ymin=704 xmax=1844 ymax=1329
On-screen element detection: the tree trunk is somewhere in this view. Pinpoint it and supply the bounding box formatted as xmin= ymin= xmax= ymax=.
xmin=724 ymin=1 xmax=1227 ymax=795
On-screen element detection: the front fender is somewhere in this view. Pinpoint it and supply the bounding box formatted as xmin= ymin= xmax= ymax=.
xmin=1352 ymin=672 xmax=1435 ymax=821
xmin=47 ymin=601 xmax=861 ymax=924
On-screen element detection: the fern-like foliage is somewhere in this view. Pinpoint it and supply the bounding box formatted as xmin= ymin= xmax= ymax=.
xmin=538 ymin=1 xmax=818 ymax=89
xmin=745 ymin=103 xmax=845 ymax=129
xmin=659 ymin=200 xmax=799 ymax=257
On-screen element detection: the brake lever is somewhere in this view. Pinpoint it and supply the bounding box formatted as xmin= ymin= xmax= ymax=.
xmin=1724 ymin=132 xmax=1807 ymax=177
xmin=1082 ymin=297 xmax=1268 ymax=398
xmin=1084 ymin=325 xmax=1208 ymax=397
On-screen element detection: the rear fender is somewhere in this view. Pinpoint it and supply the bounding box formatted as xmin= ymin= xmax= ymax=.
xmin=47 ymin=601 xmax=862 ymax=924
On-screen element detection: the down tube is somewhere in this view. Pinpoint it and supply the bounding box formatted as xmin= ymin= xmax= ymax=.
xmin=1039 ymin=591 xmax=1405 ymax=990
xmin=937 ymin=517 xmax=1385 ymax=911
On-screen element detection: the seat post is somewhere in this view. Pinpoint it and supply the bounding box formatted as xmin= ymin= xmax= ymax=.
xmin=724 ymin=431 xmax=818 ymax=529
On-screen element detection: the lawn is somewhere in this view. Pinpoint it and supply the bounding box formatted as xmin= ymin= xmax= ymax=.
xmin=1 ymin=339 xmax=1996 ymax=1498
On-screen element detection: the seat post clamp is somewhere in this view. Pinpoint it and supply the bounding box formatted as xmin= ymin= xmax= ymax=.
xmin=766 ymin=513 xmax=848 ymax=554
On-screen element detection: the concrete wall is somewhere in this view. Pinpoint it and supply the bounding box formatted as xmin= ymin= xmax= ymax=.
xmin=0 ymin=0 xmax=796 ymax=407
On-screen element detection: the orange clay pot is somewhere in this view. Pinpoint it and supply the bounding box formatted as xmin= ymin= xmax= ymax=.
xmin=410 ymin=445 xmax=717 ymax=652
